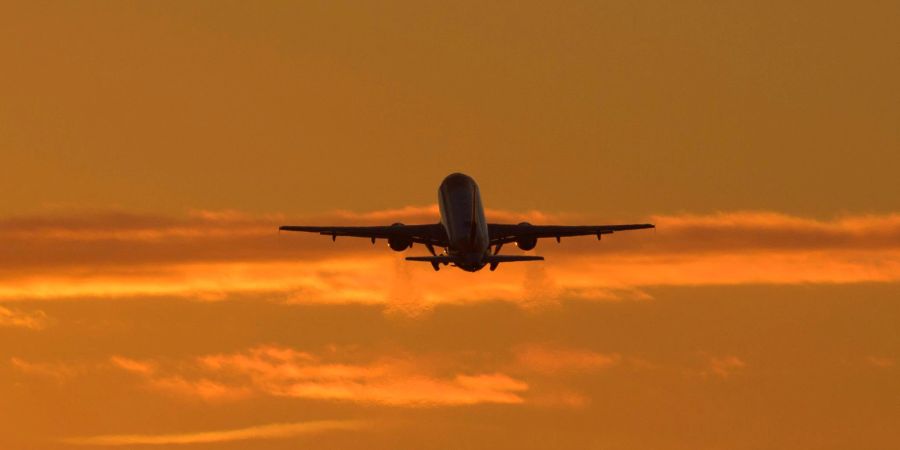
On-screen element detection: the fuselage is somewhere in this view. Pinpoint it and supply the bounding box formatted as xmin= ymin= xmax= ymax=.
xmin=437 ymin=173 xmax=490 ymax=271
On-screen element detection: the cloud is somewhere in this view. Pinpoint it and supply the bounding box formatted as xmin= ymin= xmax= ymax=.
xmin=62 ymin=419 xmax=368 ymax=446
xmin=697 ymin=355 xmax=747 ymax=379
xmin=0 ymin=306 xmax=48 ymax=330
xmin=109 ymin=356 xmax=155 ymax=375
xmin=22 ymin=345 xmax=747 ymax=412
xmin=103 ymin=345 xmax=651 ymax=408
xmin=514 ymin=345 xmax=620 ymax=374
xmin=9 ymin=357 xmax=86 ymax=382
xmin=2 ymin=208 xmax=900 ymax=309
xmin=865 ymin=356 xmax=895 ymax=368
xmin=642 ymin=212 xmax=900 ymax=252
xmin=112 ymin=346 xmax=528 ymax=406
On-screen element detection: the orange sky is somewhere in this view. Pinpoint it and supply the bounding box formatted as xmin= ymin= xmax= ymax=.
xmin=1 ymin=2 xmax=899 ymax=449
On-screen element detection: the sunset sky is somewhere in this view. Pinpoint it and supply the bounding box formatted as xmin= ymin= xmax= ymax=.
xmin=1 ymin=1 xmax=899 ymax=449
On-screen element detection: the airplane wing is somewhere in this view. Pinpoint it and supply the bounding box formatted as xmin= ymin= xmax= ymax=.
xmin=279 ymin=224 xmax=449 ymax=247
xmin=488 ymin=223 xmax=654 ymax=245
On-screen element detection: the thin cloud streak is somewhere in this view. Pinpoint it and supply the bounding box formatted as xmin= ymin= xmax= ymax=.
xmin=514 ymin=345 xmax=621 ymax=374
xmin=0 ymin=306 xmax=48 ymax=330
xmin=703 ymin=355 xmax=747 ymax=379
xmin=865 ymin=356 xmax=896 ymax=369
xmin=62 ymin=419 xmax=368 ymax=446
xmin=21 ymin=345 xmax=732 ymax=411
xmin=112 ymin=346 xmax=529 ymax=406
xmin=2 ymin=209 xmax=900 ymax=307
xmin=9 ymin=357 xmax=86 ymax=382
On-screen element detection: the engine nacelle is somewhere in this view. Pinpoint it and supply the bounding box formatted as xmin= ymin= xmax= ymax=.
xmin=388 ymin=223 xmax=412 ymax=252
xmin=515 ymin=222 xmax=537 ymax=251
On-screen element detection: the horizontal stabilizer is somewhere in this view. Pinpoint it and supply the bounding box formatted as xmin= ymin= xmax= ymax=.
xmin=405 ymin=254 xmax=544 ymax=271
xmin=405 ymin=255 xmax=454 ymax=271
xmin=483 ymin=254 xmax=544 ymax=271
xmin=405 ymin=256 xmax=455 ymax=263
xmin=483 ymin=255 xmax=544 ymax=263
xmin=404 ymin=255 xmax=544 ymax=263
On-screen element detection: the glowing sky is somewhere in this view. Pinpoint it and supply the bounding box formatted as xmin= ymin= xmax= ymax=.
xmin=1 ymin=1 xmax=898 ymax=449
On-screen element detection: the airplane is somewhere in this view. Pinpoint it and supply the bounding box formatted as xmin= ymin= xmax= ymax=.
xmin=279 ymin=173 xmax=654 ymax=272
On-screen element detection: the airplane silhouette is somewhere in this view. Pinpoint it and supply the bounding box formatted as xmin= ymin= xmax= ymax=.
xmin=280 ymin=173 xmax=654 ymax=272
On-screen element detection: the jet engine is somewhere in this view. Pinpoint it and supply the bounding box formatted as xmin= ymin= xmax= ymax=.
xmin=388 ymin=223 xmax=412 ymax=252
xmin=514 ymin=222 xmax=537 ymax=251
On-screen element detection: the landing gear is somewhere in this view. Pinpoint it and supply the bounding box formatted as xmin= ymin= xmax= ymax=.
xmin=431 ymin=261 xmax=441 ymax=271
